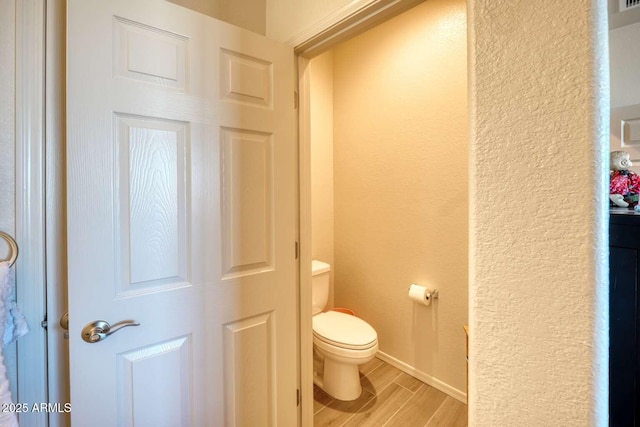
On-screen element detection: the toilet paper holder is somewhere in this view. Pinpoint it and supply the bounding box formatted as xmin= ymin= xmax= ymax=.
xmin=408 ymin=284 xmax=439 ymax=300
xmin=409 ymin=283 xmax=439 ymax=305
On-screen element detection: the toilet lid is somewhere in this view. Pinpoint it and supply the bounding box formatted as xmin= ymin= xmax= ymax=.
xmin=313 ymin=311 xmax=377 ymax=350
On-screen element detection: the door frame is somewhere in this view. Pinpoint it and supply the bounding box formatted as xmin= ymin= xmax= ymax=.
xmin=44 ymin=1 xmax=69 ymax=426
xmin=293 ymin=1 xmax=425 ymax=424
xmin=14 ymin=1 xmax=69 ymax=426
xmin=14 ymin=1 xmax=49 ymax=426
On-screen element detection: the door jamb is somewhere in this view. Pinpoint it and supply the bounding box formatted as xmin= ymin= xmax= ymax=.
xmin=45 ymin=0 xmax=70 ymax=426
xmin=294 ymin=1 xmax=425 ymax=425
xmin=296 ymin=55 xmax=313 ymax=427
xmin=15 ymin=1 xmax=69 ymax=426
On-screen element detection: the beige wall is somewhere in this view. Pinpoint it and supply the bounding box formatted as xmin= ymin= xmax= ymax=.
xmin=469 ymin=0 xmax=608 ymax=425
xmin=167 ymin=0 xmax=266 ymax=34
xmin=310 ymin=50 xmax=335 ymax=309
xmin=331 ymin=0 xmax=468 ymax=394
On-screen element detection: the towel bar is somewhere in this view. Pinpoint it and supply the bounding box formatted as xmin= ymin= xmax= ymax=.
xmin=0 ymin=231 xmax=18 ymax=267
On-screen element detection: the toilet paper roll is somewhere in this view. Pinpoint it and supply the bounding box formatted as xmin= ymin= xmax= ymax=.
xmin=408 ymin=283 xmax=431 ymax=306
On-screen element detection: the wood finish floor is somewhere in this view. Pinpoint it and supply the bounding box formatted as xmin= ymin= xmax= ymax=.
xmin=313 ymin=357 xmax=467 ymax=427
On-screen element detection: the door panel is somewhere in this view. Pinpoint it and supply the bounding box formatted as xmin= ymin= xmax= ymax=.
xmin=67 ymin=1 xmax=297 ymax=425
xmin=119 ymin=336 xmax=192 ymax=426
xmin=115 ymin=114 xmax=190 ymax=296
xmin=221 ymin=127 xmax=273 ymax=276
xmin=223 ymin=312 xmax=274 ymax=425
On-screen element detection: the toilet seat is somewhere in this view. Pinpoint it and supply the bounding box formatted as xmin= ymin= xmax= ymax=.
xmin=313 ymin=311 xmax=377 ymax=350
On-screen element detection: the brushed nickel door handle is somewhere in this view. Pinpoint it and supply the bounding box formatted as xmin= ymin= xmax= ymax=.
xmin=81 ymin=320 xmax=140 ymax=343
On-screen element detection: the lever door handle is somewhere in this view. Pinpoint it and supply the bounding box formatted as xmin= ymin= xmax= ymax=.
xmin=81 ymin=320 xmax=140 ymax=343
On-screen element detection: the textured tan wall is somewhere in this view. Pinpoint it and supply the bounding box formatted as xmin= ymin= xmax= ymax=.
xmin=167 ymin=0 xmax=265 ymax=34
xmin=310 ymin=51 xmax=335 ymax=309
xmin=468 ymin=0 xmax=608 ymax=425
xmin=332 ymin=0 xmax=468 ymax=393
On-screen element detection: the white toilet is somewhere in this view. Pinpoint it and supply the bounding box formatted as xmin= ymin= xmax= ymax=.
xmin=312 ymin=260 xmax=378 ymax=401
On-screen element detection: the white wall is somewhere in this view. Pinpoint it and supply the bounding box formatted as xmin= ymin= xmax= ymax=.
xmin=610 ymin=21 xmax=640 ymax=109
xmin=609 ymin=13 xmax=640 ymax=172
xmin=332 ymin=0 xmax=468 ymax=397
xmin=609 ymin=0 xmax=640 ymax=30
xmin=310 ymin=51 xmax=335 ymax=309
xmin=609 ymin=19 xmax=640 ymax=173
xmin=468 ymin=1 xmax=608 ymax=425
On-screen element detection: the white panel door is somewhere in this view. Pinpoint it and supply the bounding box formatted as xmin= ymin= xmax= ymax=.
xmin=67 ymin=1 xmax=298 ymax=425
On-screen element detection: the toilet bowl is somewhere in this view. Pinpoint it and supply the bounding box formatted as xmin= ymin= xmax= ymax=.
xmin=313 ymin=310 xmax=378 ymax=401
xmin=311 ymin=261 xmax=379 ymax=401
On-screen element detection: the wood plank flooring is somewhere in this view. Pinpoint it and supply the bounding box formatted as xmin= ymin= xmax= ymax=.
xmin=313 ymin=357 xmax=467 ymax=427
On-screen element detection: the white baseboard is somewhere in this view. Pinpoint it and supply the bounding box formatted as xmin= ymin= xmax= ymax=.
xmin=376 ymin=350 xmax=467 ymax=404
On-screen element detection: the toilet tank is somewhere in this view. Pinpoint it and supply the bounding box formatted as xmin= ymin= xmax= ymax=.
xmin=311 ymin=260 xmax=331 ymax=315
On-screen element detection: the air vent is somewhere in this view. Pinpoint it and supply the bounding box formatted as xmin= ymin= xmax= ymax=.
xmin=620 ymin=0 xmax=640 ymax=12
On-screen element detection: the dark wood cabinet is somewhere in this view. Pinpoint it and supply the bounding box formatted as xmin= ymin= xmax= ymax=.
xmin=610 ymin=212 xmax=640 ymax=426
